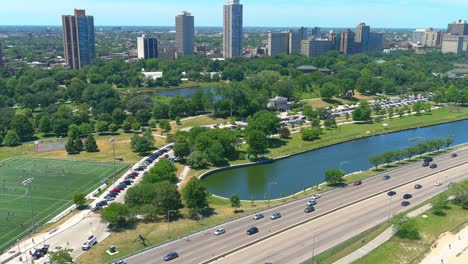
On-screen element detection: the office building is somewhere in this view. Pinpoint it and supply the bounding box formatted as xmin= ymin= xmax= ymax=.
xmin=137 ymin=35 xmax=158 ymax=59
xmin=62 ymin=9 xmax=96 ymax=69
xmin=176 ymin=11 xmax=195 ymax=57
xmin=368 ymin=32 xmax=384 ymax=52
xmin=298 ymin=27 xmax=308 ymax=40
xmin=223 ymin=0 xmax=243 ymax=58
xmin=340 ymin=29 xmax=355 ymax=54
xmin=355 ymin=23 xmax=370 ymax=52
xmin=267 ymin=30 xmax=301 ymax=56
xmin=301 ymin=39 xmax=333 ymax=58
xmin=448 ymin=20 xmax=468 ymax=36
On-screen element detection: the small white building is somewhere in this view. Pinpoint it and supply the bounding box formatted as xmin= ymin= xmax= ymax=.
xmin=267 ymin=96 xmax=290 ymax=112
xmin=141 ymin=68 xmax=163 ymax=80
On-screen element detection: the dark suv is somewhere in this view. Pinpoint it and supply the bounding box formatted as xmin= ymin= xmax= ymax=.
xmin=247 ymin=227 xmax=259 ymax=235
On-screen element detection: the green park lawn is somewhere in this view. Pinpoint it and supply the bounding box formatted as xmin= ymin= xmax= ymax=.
xmin=0 ymin=157 xmax=128 ymax=253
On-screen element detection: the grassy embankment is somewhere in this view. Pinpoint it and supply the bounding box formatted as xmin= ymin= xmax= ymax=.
xmin=268 ymin=107 xmax=468 ymax=159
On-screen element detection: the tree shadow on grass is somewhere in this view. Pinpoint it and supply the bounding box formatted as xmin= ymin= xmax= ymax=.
xmin=268 ymin=138 xmax=287 ymax=149
xmin=340 ymin=96 xmax=360 ymax=103
xmin=323 ymin=98 xmax=344 ymax=105
xmin=327 ymin=182 xmax=347 ymax=188
xmin=110 ymin=221 xmax=138 ymax=233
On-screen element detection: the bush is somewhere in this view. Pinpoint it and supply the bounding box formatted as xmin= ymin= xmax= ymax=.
xmin=278 ymin=127 xmax=291 ymax=139
xmin=302 ymin=128 xmax=321 ymax=141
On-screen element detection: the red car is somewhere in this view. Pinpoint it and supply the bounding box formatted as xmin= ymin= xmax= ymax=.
xmin=353 ymin=180 xmax=362 ymax=186
xmin=130 ymin=172 xmax=139 ymax=176
xmin=110 ymin=188 xmax=121 ymax=193
xmin=163 ymin=154 xmax=169 ymax=159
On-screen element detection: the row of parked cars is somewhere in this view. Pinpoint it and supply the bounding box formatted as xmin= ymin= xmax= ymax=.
xmin=91 ymin=145 xmax=174 ymax=213
xmin=86 ymin=145 xmax=173 ymax=255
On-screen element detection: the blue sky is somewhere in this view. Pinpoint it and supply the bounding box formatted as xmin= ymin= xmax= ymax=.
xmin=0 ymin=0 xmax=467 ymax=28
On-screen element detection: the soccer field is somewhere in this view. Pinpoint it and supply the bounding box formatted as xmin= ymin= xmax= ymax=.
xmin=0 ymin=157 xmax=128 ymax=253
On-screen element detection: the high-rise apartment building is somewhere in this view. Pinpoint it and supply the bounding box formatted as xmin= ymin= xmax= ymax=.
xmin=267 ymin=30 xmax=301 ymax=56
xmin=301 ymin=39 xmax=333 ymax=58
xmin=340 ymin=29 xmax=355 ymax=55
xmin=223 ymin=0 xmax=243 ymax=58
xmin=298 ymin=27 xmax=308 ymax=40
xmin=422 ymin=28 xmax=442 ymax=47
xmin=62 ymin=9 xmax=96 ymax=69
xmin=328 ymin=31 xmax=341 ymax=51
xmin=412 ymin=29 xmax=426 ymax=44
xmin=355 ymin=23 xmax=370 ymax=52
xmin=311 ymin=27 xmax=321 ymax=38
xmin=176 ymin=11 xmax=195 ymax=57
xmin=137 ymin=35 xmax=158 ymax=59
xmin=268 ymin=32 xmax=289 ymax=56
xmin=368 ymin=32 xmax=384 ymax=52
xmin=158 ymin=40 xmax=177 ymax=60
xmin=288 ymin=30 xmax=301 ymax=54
xmin=448 ymin=20 xmax=468 ymax=36
xmin=441 ymin=35 xmax=468 ymax=55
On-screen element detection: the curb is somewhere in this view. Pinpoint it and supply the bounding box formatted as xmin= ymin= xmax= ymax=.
xmin=199 ymin=159 xmax=468 ymax=264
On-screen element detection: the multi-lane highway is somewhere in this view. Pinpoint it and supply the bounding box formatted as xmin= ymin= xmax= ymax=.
xmin=126 ymin=148 xmax=468 ymax=264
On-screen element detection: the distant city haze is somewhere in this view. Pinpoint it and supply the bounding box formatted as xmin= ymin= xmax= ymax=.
xmin=0 ymin=0 xmax=467 ymax=28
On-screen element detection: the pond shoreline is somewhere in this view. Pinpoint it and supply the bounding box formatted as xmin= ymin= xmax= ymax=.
xmin=199 ymin=115 xmax=468 ymax=198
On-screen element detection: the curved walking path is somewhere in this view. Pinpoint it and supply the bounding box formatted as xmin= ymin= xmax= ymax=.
xmin=333 ymin=204 xmax=433 ymax=264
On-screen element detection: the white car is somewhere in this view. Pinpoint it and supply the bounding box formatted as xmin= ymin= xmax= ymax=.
xmin=434 ymin=181 xmax=443 ymax=186
xmin=82 ymin=235 xmax=97 ymax=250
xmin=214 ymin=228 xmax=225 ymax=236
xmin=253 ymin=213 xmax=264 ymax=220
xmin=311 ymin=194 xmax=321 ymax=199
xmin=307 ymin=199 xmax=317 ymax=206
xmin=271 ymin=212 xmax=281 ymax=220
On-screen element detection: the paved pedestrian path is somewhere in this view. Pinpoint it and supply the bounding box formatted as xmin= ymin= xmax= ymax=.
xmin=333 ymin=204 xmax=432 ymax=264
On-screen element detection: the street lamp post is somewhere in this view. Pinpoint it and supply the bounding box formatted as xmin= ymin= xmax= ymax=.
xmin=267 ymin=182 xmax=277 ymax=207
xmin=109 ymin=138 xmax=117 ymax=183
xmin=445 ymin=175 xmax=449 ymax=190
xmin=339 ymin=161 xmax=350 ymax=170
xmin=22 ymin=178 xmax=35 ymax=234
xmin=167 ymin=210 xmax=176 ymax=238
xmin=387 ymin=195 xmax=393 ymax=222
xmin=312 ymin=235 xmax=316 ymax=262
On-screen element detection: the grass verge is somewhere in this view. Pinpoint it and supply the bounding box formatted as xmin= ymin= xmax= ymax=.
xmin=354 ymin=202 xmax=467 ymax=264
xmin=302 ymin=223 xmax=392 ymax=264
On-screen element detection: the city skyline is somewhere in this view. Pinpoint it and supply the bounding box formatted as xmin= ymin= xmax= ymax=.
xmin=1 ymin=0 xmax=468 ymax=28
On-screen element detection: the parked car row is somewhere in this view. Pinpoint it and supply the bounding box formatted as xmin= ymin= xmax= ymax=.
xmin=91 ymin=145 xmax=174 ymax=213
